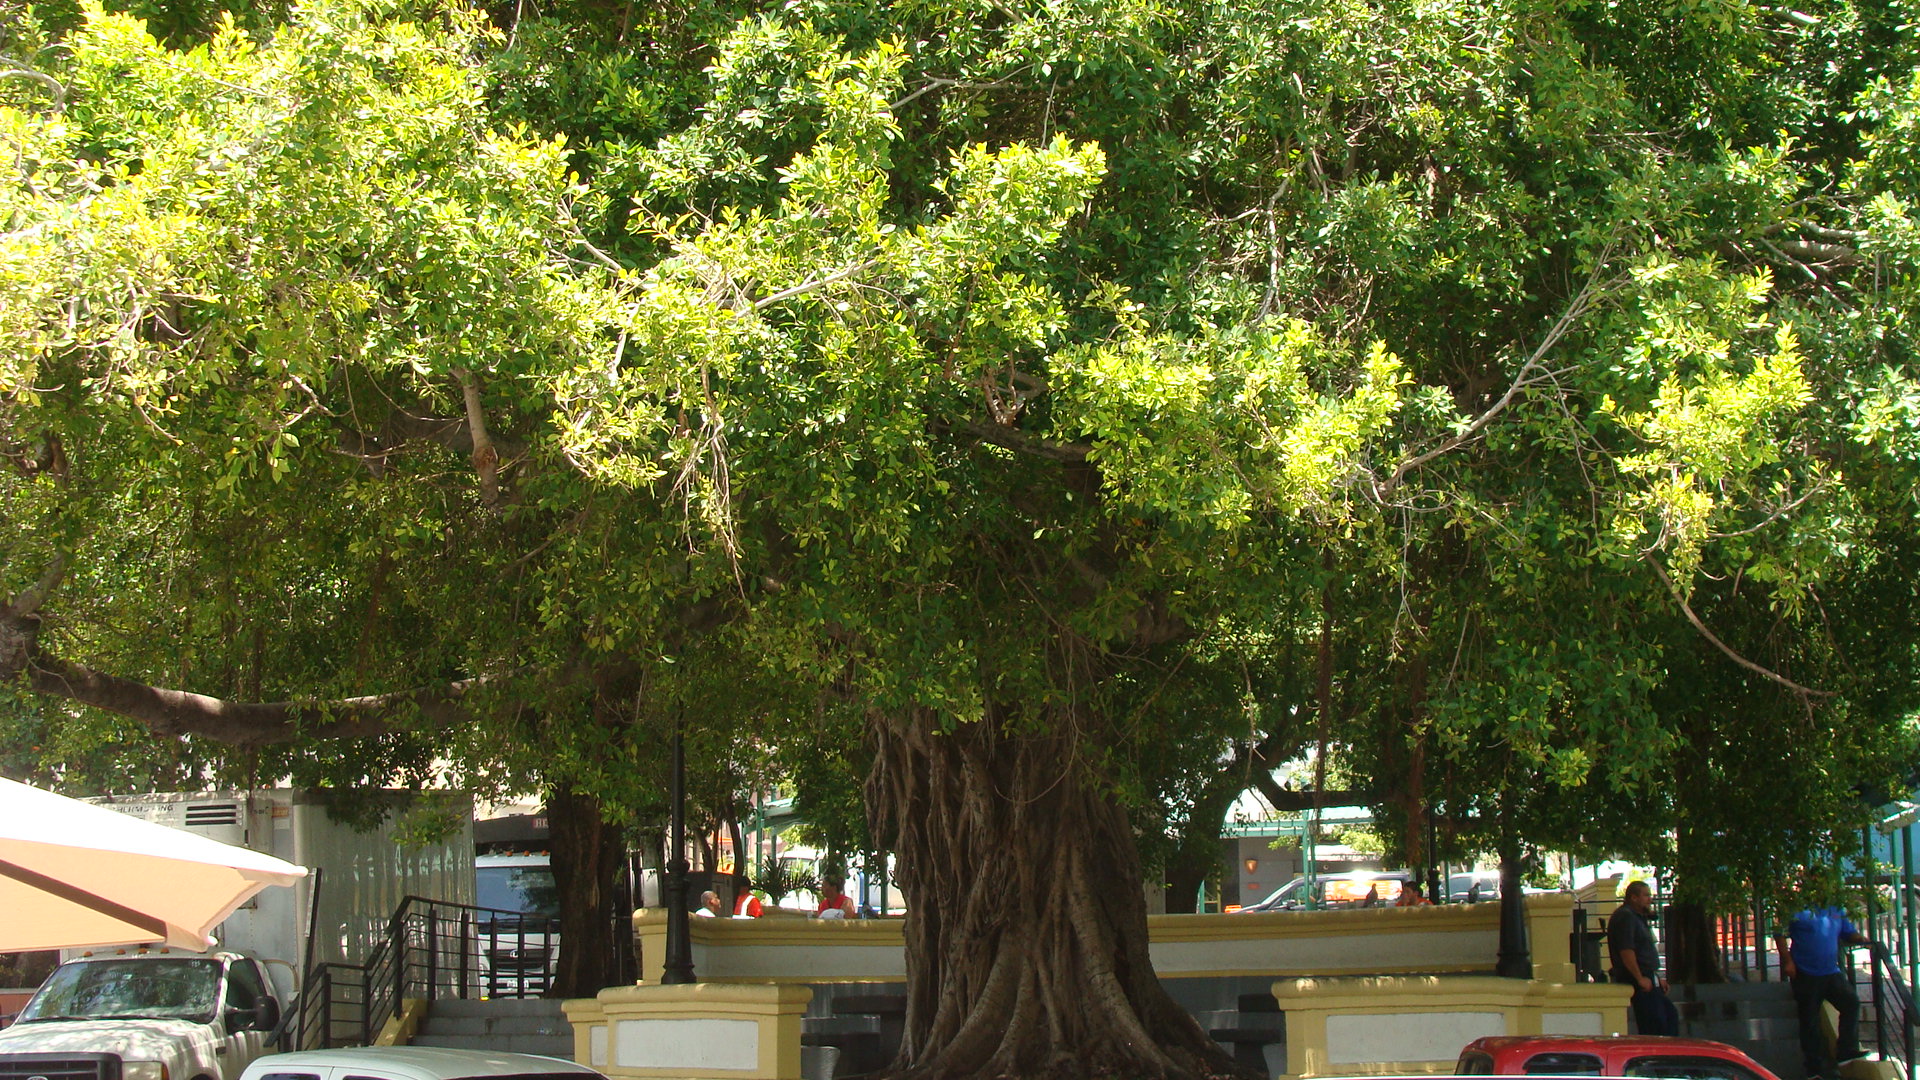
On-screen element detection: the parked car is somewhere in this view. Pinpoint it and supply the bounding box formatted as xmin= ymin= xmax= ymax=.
xmin=1232 ymin=876 xmax=1308 ymax=913
xmin=1457 ymin=1035 xmax=1783 ymax=1080
xmin=238 ymin=1046 xmax=605 ymax=1080
xmin=1233 ymin=870 xmax=1413 ymax=912
xmin=1448 ymin=871 xmax=1503 ymax=902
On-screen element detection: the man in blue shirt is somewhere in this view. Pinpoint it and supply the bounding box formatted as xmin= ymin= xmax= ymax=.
xmin=1775 ymin=904 xmax=1873 ymax=1080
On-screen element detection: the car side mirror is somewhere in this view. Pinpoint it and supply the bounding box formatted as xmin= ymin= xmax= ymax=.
xmin=226 ymin=1000 xmax=279 ymax=1033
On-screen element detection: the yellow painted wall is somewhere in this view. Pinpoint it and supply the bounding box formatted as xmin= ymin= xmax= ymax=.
xmin=633 ymin=894 xmax=1577 ymax=984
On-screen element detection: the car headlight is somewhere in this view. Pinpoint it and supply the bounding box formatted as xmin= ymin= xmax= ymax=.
xmin=124 ymin=1061 xmax=170 ymax=1080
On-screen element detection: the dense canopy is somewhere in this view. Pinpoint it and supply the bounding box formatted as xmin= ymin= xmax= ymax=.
xmin=5 ymin=0 xmax=1920 ymax=1073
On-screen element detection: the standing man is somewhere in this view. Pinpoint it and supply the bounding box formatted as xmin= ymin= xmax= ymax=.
xmin=1776 ymin=898 xmax=1872 ymax=1080
xmin=1609 ymin=880 xmax=1679 ymax=1035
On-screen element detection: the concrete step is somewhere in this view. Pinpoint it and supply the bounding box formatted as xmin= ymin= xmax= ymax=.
xmin=1682 ymin=996 xmax=1799 ymax=1022
xmin=414 ymin=998 xmax=573 ymax=1058
xmin=1671 ymin=981 xmax=1804 ymax=1080
xmin=1688 ymin=1017 xmax=1801 ymax=1042
xmin=419 ymin=1013 xmax=573 ymax=1037
xmin=1679 ymin=983 xmax=1796 ymax=1006
xmin=410 ymin=1033 xmax=575 ymax=1057
xmin=1194 ymin=1009 xmax=1286 ymax=1037
xmin=426 ymin=998 xmax=567 ymax=1018
xmin=829 ymin=994 xmax=905 ymax=1016
xmin=802 ymin=1015 xmax=883 ymax=1036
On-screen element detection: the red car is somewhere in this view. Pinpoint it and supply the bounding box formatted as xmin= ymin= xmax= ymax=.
xmin=1457 ymin=1035 xmax=1783 ymax=1080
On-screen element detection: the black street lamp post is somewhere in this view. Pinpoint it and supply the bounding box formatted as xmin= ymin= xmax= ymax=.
xmin=661 ymin=725 xmax=696 ymax=984
xmin=1496 ymin=847 xmax=1532 ymax=978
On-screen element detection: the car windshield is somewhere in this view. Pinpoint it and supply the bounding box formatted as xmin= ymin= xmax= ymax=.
xmin=1251 ymin=880 xmax=1303 ymax=907
xmin=19 ymin=958 xmax=222 ymax=1023
xmin=476 ymin=866 xmax=561 ymax=918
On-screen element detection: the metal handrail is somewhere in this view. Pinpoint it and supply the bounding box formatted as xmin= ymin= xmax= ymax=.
xmin=295 ymin=895 xmax=561 ymax=1048
xmin=1869 ymin=941 xmax=1916 ymax=1078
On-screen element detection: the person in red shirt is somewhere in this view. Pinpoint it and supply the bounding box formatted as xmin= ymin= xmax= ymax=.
xmin=815 ymin=876 xmax=857 ymax=919
xmin=1394 ymin=882 xmax=1434 ymax=907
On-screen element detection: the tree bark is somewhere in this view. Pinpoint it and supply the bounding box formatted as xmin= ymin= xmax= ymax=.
xmin=867 ymin=709 xmax=1252 ymax=1080
xmin=546 ymin=784 xmax=626 ymax=998
xmin=1161 ymin=829 xmax=1222 ymax=915
xmin=1662 ymin=900 xmax=1724 ymax=985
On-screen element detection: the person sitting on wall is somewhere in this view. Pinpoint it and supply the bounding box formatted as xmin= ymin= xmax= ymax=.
xmin=1395 ymin=882 xmax=1433 ymax=907
xmin=814 ymin=876 xmax=858 ymax=919
xmin=734 ymin=878 xmax=765 ymax=918
xmin=696 ymin=890 xmax=724 ymax=917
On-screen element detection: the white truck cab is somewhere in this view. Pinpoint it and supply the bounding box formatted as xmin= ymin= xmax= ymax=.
xmin=473 ymin=854 xmax=560 ymax=996
xmin=0 ymin=950 xmax=286 ymax=1080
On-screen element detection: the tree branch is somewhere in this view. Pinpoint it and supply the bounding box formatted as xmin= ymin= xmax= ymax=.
xmin=1774 ymin=240 xmax=1859 ymax=266
xmin=0 ymin=606 xmax=495 ymax=747
xmin=0 ymin=65 xmax=66 ymax=112
xmin=29 ymin=656 xmax=488 ymax=746
xmin=889 ymin=76 xmax=1016 ymax=111
xmin=6 ymin=552 xmax=69 ymax=617
xmin=1649 ymin=558 xmax=1833 ymax=700
xmin=0 ymin=431 xmax=68 ymax=480
xmin=335 ymin=409 xmax=524 ymax=478
xmin=1248 ymin=771 xmax=1374 ymax=812
xmin=947 ymin=417 xmax=1092 ymax=462
xmin=1376 ymin=272 xmax=1607 ymax=498
xmin=752 ymin=259 xmax=879 ymax=311
xmin=452 ymin=368 xmax=501 ymax=504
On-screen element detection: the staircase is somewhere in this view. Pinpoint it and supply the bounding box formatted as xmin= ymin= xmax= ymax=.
xmin=410 ymin=998 xmax=575 ymax=1058
xmin=1677 ymin=982 xmax=1804 ymax=1080
xmin=801 ymin=985 xmax=907 ymax=1080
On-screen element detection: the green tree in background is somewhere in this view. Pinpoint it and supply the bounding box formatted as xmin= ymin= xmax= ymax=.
xmin=6 ymin=0 xmax=1920 ymax=1073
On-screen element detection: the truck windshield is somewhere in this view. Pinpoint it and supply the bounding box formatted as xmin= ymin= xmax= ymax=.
xmin=477 ymin=865 xmax=561 ymax=918
xmin=19 ymin=958 xmax=222 ymax=1023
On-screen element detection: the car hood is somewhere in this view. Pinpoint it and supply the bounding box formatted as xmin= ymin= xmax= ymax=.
xmin=0 ymin=1017 xmax=216 ymax=1059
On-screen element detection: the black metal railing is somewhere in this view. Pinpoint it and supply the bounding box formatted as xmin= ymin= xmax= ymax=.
xmin=295 ymin=896 xmax=561 ymax=1049
xmin=1713 ymin=905 xmax=1774 ymax=982
xmin=1866 ymin=941 xmax=1917 ymax=1077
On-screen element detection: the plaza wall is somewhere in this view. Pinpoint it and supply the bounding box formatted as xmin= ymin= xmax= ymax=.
xmin=568 ymin=894 xmax=1626 ymax=1079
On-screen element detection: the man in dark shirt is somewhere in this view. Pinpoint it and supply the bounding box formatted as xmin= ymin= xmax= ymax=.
xmin=1609 ymin=880 xmax=1679 ymax=1035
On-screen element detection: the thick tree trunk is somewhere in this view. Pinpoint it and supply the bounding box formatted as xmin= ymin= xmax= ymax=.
xmin=1164 ymin=783 xmax=1242 ymax=914
xmin=546 ymin=785 xmax=625 ymax=998
xmin=1663 ymin=900 xmax=1724 ymax=984
xmin=867 ymin=710 xmax=1251 ymax=1080
xmin=1161 ymin=841 xmax=1213 ymax=916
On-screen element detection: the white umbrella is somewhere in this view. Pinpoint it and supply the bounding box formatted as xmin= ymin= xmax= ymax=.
xmin=0 ymin=777 xmax=307 ymax=951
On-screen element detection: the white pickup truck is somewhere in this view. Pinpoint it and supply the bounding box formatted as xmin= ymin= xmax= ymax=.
xmin=0 ymin=950 xmax=287 ymax=1080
